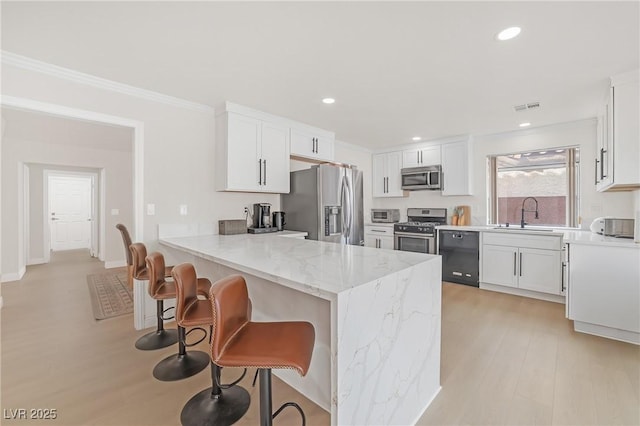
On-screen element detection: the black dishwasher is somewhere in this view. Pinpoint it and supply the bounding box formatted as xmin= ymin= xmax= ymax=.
xmin=439 ymin=230 xmax=479 ymax=287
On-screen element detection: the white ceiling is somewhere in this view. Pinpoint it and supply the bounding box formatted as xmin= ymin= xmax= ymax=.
xmin=2 ymin=2 xmax=638 ymax=149
xmin=1 ymin=108 xmax=133 ymax=152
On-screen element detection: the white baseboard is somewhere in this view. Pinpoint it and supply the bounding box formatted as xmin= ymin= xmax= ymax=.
xmin=27 ymin=257 xmax=46 ymax=265
xmin=104 ymin=260 xmax=126 ymax=269
xmin=574 ymin=320 xmax=640 ymax=345
xmin=480 ymin=282 xmax=566 ymax=304
xmin=1 ymin=267 xmax=26 ymax=283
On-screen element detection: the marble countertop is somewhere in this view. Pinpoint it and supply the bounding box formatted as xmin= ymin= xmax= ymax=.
xmin=436 ymin=225 xmax=639 ymax=248
xmin=160 ymin=232 xmax=439 ymax=300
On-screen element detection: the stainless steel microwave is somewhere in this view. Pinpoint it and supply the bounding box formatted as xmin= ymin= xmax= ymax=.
xmin=401 ymin=165 xmax=442 ymax=190
xmin=371 ymin=209 xmax=400 ymax=223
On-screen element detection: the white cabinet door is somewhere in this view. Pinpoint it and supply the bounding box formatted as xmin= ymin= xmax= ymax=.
xmin=518 ymin=247 xmax=562 ymax=295
xmin=380 ymin=235 xmax=394 ymax=249
xmin=442 ymin=139 xmax=473 ymax=196
xmin=482 ymin=244 xmax=518 ymax=288
xmin=261 ymin=121 xmax=290 ymax=193
xmin=364 ymin=235 xmax=394 ymax=249
xmin=218 ymin=112 xmax=289 ymax=193
xmin=402 ymin=146 xmax=441 ymax=168
xmin=226 ymin=113 xmax=261 ymax=191
xmin=290 ymin=128 xmax=334 ymax=162
xmin=386 ymin=151 xmax=404 ymax=196
xmin=372 ymin=152 xmax=405 ymax=198
xmin=568 ymin=243 xmax=640 ymax=336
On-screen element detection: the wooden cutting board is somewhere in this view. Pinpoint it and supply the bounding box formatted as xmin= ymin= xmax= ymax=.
xmin=457 ymin=205 xmax=471 ymax=226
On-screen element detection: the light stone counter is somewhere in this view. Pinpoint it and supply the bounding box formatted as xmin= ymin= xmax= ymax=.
xmin=159 ymin=233 xmax=442 ymax=426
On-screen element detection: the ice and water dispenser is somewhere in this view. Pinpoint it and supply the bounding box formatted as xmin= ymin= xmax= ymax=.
xmin=324 ymin=206 xmax=342 ymax=236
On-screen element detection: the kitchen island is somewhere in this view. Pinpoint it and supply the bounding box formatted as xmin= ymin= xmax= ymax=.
xmin=159 ymin=233 xmax=442 ymax=425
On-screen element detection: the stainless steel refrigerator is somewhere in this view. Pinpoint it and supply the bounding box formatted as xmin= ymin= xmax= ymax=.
xmin=281 ymin=164 xmax=364 ymax=246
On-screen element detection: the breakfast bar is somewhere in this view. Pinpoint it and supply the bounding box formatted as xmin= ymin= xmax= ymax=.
xmin=159 ymin=233 xmax=442 ymax=425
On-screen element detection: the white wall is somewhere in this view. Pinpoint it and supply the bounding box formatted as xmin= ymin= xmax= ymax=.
xmin=372 ymin=119 xmax=635 ymax=227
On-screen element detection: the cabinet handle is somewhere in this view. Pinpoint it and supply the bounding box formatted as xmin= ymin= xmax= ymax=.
xmin=263 ymin=159 xmax=267 ymax=185
xmin=561 ymin=261 xmax=566 ymax=292
xmin=417 ymin=151 xmax=420 ymax=164
xmin=371 ymin=229 xmax=386 ymax=233
xmin=420 ymin=151 xmax=423 ymax=164
xmin=385 ymin=177 xmax=389 ymax=193
xmin=595 ymin=158 xmax=599 ymax=184
xmin=513 ymin=252 xmax=517 ymax=276
xmin=519 ymin=252 xmax=523 ymax=276
xmin=258 ymin=159 xmax=262 ymax=185
xmin=600 ymin=148 xmax=607 ymax=178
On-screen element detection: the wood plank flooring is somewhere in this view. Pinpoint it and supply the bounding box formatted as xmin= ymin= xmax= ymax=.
xmin=1 ymin=250 xmax=638 ymax=425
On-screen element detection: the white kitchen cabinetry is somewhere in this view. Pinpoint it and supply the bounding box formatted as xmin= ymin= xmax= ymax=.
xmin=481 ymin=232 xmax=563 ymax=296
xmin=372 ymin=152 xmax=406 ymax=197
xmin=441 ymin=138 xmax=474 ymax=196
xmin=216 ymin=111 xmax=290 ymax=193
xmin=567 ymin=243 xmax=640 ymax=344
xmin=596 ymin=69 xmax=640 ymax=191
xmin=364 ymin=224 xmax=395 ymax=249
xmin=290 ymin=126 xmax=335 ymax=162
xmin=402 ymin=146 xmax=441 ymax=168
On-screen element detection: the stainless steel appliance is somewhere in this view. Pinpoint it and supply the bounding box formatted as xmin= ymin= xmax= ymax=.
xmin=281 ymin=164 xmax=364 ymax=245
xmin=394 ymin=208 xmax=447 ymax=254
xmin=401 ymin=165 xmax=442 ymax=190
xmin=272 ymin=211 xmax=286 ymax=231
xmin=371 ymin=208 xmax=400 ymax=223
xmin=589 ymin=217 xmax=635 ymax=238
xmin=248 ymin=203 xmax=277 ymax=234
xmin=439 ymin=230 xmax=479 ymax=287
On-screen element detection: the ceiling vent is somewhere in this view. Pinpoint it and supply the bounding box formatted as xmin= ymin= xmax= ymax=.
xmin=514 ymin=101 xmax=540 ymax=112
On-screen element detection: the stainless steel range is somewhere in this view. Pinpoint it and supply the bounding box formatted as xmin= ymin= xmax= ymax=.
xmin=394 ymin=208 xmax=447 ymax=254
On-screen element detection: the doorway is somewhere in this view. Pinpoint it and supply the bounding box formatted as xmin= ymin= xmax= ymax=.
xmin=45 ymin=171 xmax=98 ymax=257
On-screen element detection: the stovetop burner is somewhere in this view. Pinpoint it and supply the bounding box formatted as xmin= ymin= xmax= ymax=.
xmin=394 ymin=208 xmax=448 ymax=235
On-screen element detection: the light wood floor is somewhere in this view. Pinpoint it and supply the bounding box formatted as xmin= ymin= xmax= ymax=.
xmin=1 ymin=250 xmax=638 ymax=425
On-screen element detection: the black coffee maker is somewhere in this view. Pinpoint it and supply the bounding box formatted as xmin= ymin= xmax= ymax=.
xmin=252 ymin=203 xmax=271 ymax=228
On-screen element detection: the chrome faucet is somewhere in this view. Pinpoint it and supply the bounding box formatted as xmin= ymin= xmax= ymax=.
xmin=520 ymin=197 xmax=539 ymax=228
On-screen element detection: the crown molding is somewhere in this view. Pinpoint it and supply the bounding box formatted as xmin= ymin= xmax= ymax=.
xmin=1 ymin=51 xmax=215 ymax=114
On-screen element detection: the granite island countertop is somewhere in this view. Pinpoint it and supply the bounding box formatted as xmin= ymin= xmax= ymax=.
xmin=160 ymin=232 xmax=439 ymax=300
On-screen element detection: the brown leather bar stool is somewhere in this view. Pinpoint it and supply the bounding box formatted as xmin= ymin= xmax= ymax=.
xmin=207 ymin=275 xmax=315 ymax=426
xmin=134 ymin=252 xmax=179 ymax=350
xmin=129 ymin=242 xmax=173 ymax=283
xmin=153 ymin=263 xmax=212 ymax=382
xmin=115 ymin=224 xmax=134 ymax=289
xmin=177 ymin=267 xmax=251 ymax=426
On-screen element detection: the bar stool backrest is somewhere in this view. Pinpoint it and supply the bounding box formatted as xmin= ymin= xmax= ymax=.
xmin=146 ymin=252 xmax=168 ymax=297
xmin=171 ymin=263 xmax=201 ymax=326
xmin=208 ymin=275 xmax=251 ymax=362
xmin=116 ymin=224 xmax=133 ymax=266
xmin=129 ymin=242 xmax=148 ymax=279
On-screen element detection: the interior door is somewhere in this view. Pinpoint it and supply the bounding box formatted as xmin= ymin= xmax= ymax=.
xmin=49 ymin=175 xmax=92 ymax=251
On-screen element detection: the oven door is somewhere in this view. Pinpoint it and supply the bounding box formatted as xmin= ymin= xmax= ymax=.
xmin=394 ymin=232 xmax=436 ymax=254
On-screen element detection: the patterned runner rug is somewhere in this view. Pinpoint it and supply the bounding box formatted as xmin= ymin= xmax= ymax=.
xmin=87 ymin=269 xmax=133 ymax=320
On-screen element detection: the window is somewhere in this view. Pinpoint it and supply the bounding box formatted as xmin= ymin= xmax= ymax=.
xmin=488 ymin=147 xmax=580 ymax=227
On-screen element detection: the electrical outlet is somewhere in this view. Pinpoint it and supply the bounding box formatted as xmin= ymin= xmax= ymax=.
xmin=179 ymin=204 xmax=188 ymax=216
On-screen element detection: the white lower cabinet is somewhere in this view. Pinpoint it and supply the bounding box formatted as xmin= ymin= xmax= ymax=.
xmin=481 ymin=232 xmax=563 ymax=296
xmin=364 ymin=225 xmax=394 ymax=249
xmin=567 ymin=243 xmax=640 ymax=344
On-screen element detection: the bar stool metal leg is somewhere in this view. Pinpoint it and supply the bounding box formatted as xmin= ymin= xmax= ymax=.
xmin=135 ymin=300 xmax=178 ymax=350
xmin=180 ymin=362 xmax=250 ymax=426
xmin=152 ymin=326 xmax=209 ymax=381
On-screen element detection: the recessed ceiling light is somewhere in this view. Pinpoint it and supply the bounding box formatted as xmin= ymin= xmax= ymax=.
xmin=523 ymin=153 xmax=531 ymax=156
xmin=497 ymin=27 xmax=521 ymax=41
xmin=519 ymin=122 xmax=531 ymax=127
xmin=412 ymin=136 xmax=422 ymax=141
xmin=539 ymin=151 xmax=547 ymax=155
xmin=322 ymin=98 xmax=335 ymax=104
xmin=555 ymin=149 xmax=564 ymax=153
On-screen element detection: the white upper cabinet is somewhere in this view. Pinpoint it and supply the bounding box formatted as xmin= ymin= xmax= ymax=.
xmin=596 ymin=69 xmax=640 ymax=191
xmin=441 ymin=138 xmax=474 ymax=196
xmin=402 ymin=146 xmax=441 ymax=168
xmin=216 ymin=109 xmax=290 ymax=193
xmin=290 ymin=126 xmax=335 ymax=162
xmin=372 ymin=151 xmax=406 ymax=197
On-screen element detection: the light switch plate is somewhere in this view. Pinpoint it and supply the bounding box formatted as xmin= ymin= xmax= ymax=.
xmin=179 ymin=205 xmax=188 ymax=216
xmin=147 ymin=203 xmax=155 ymax=216
xmin=111 ymin=208 xmax=119 ymax=216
